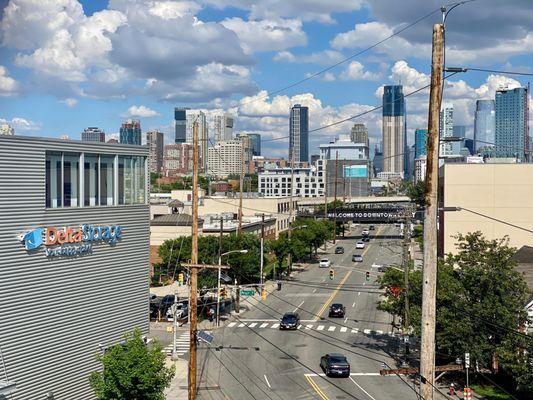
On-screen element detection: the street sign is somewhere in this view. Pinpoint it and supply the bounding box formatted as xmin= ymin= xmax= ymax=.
xmin=240 ymin=289 xmax=255 ymax=296
xmin=197 ymin=330 xmax=214 ymax=344
xmin=465 ymin=352 xmax=470 ymax=368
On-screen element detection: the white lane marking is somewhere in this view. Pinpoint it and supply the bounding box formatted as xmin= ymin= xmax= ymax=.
xmin=238 ymin=323 xmax=246 ymax=327
xmin=297 ymin=324 xmax=302 ymax=330
xmin=352 ymin=302 xmax=356 ymax=307
xmin=316 ymin=325 xmax=324 ymax=331
xmin=328 ymin=326 xmax=336 ymax=332
xmin=294 ymin=300 xmax=305 ymax=312
xmin=238 ymin=319 xmax=279 ymax=322
xmin=312 ymin=288 xmax=317 ymax=293
xmin=248 ymin=323 xmax=257 ymax=328
xmin=260 ymin=323 xmax=268 ymax=328
xmin=271 ymin=323 xmax=279 ymax=329
xmin=340 ymin=327 xmax=347 ymax=333
xmin=358 ymin=292 xmax=361 ymax=296
xmin=349 ymin=376 xmax=377 ymax=400
xmin=227 ymin=322 xmax=237 ymax=328
xmin=363 ymin=329 xmax=371 ymax=334
xmin=264 ymin=374 xmax=271 ymax=389
xmin=344 ymin=317 xmax=348 ymax=324
xmin=305 ymin=373 xmax=382 ymax=377
xmin=376 ymin=330 xmax=383 ymax=335
xmin=351 ymin=328 xmax=359 ymax=333
xmin=305 ymin=324 xmax=313 ymax=330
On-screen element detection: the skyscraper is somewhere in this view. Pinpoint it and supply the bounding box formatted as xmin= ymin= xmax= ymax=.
xmin=247 ymin=133 xmax=261 ymax=156
xmin=186 ymin=110 xmax=208 ymax=172
xmin=382 ymin=85 xmax=405 ymax=176
xmin=289 ymin=104 xmax=309 ymax=163
xmin=350 ymin=124 xmax=369 ymax=147
xmin=473 ymin=99 xmax=495 ymax=154
xmin=119 ymin=120 xmax=141 ymax=145
xmin=439 ymin=103 xmax=454 ymax=138
xmin=147 ymin=130 xmax=164 ymax=173
xmin=213 ymin=113 xmax=234 ymax=142
xmin=174 ymin=107 xmax=188 ymax=144
xmin=81 ymin=127 xmax=105 ymax=142
xmin=414 ymin=129 xmax=427 ymax=159
xmin=495 ymin=85 xmax=529 ymax=161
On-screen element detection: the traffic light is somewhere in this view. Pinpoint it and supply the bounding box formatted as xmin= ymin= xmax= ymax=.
xmin=329 ymin=269 xmax=334 ymax=280
xmin=365 ymin=271 xmax=370 ymax=282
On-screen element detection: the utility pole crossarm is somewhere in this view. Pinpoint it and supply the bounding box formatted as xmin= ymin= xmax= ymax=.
xmin=182 ymin=263 xmax=230 ymax=270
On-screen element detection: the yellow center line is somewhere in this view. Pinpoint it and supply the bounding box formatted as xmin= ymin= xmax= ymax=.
xmin=314 ymin=226 xmax=383 ymax=321
xmin=305 ymin=375 xmax=329 ymax=400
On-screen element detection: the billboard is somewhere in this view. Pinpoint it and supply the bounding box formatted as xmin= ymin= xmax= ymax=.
xmin=343 ymin=165 xmax=367 ymax=178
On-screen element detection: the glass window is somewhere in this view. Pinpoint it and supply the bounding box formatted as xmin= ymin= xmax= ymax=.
xmin=63 ymin=153 xmax=79 ymax=207
xmin=46 ymin=152 xmax=62 ymax=208
xmin=84 ymin=154 xmax=99 ymax=206
xmin=100 ymin=155 xmax=115 ymax=206
xmin=119 ymin=156 xmax=133 ymax=205
xmin=134 ymin=156 xmax=146 ymax=204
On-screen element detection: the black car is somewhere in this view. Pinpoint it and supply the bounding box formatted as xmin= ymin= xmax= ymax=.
xmin=335 ymin=246 xmax=344 ymax=254
xmin=279 ymin=312 xmax=300 ymax=330
xmin=362 ymin=236 xmax=370 ymax=242
xmin=369 ymin=225 xmax=375 ymax=230
xmin=159 ymin=294 xmax=175 ymax=315
xmin=320 ymin=353 xmax=350 ymax=377
xmin=328 ymin=303 xmax=346 ymax=318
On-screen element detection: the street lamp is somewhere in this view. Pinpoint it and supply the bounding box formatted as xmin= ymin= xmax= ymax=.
xmin=217 ymin=249 xmax=248 ymax=326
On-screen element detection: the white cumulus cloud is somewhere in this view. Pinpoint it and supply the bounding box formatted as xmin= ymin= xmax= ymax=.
xmin=340 ymin=61 xmax=381 ymax=81
xmin=0 ymin=117 xmax=42 ymax=131
xmin=124 ymin=105 xmax=160 ymax=118
xmin=0 ymin=66 xmax=19 ymax=96
xmin=60 ymin=98 xmax=78 ymax=107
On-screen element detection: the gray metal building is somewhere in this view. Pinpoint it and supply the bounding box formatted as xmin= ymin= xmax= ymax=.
xmin=0 ymin=135 xmax=150 ymax=400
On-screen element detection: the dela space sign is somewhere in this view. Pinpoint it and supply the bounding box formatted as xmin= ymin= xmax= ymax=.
xmin=19 ymin=224 xmax=122 ymax=257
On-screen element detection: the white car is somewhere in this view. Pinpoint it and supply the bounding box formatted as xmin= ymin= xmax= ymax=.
xmin=356 ymin=241 xmax=365 ymax=249
xmin=361 ymin=230 xmax=370 ymax=236
xmin=319 ymin=259 xmax=331 ymax=268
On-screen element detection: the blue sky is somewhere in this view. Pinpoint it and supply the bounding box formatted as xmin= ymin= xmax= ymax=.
xmin=0 ymin=0 xmax=532 ymax=157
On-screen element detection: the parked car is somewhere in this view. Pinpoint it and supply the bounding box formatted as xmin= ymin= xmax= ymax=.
xmin=320 ymin=353 xmax=350 ymax=377
xmin=328 ymin=303 xmax=346 ymax=318
xmin=361 ymin=229 xmax=370 ymax=236
xmin=279 ymin=312 xmax=300 ymax=330
xmin=362 ymin=236 xmax=370 ymax=242
xmin=319 ymin=259 xmax=331 ymax=268
xmin=356 ymin=241 xmax=365 ymax=249
xmin=166 ymin=301 xmax=189 ymax=320
xmin=159 ymin=295 xmax=175 ymax=316
xmin=335 ymin=246 xmax=344 ymax=254
xmin=352 ymin=254 xmax=363 ymax=262
xmin=369 ymin=225 xmax=375 ymax=230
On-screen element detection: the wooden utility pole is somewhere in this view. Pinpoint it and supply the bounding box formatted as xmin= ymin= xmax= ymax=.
xmin=324 ymin=160 xmax=328 ymax=250
xmin=216 ymin=217 xmax=223 ymax=326
xmin=420 ymin=23 xmax=444 ymax=400
xmin=260 ymin=213 xmax=265 ymax=288
xmin=287 ymin=147 xmax=295 ymax=274
xmin=189 ymin=119 xmax=200 ymax=400
xmin=403 ymin=208 xmax=411 ymax=331
xmin=333 ymin=151 xmax=339 ymax=244
xmin=237 ymin=137 xmax=244 ymax=235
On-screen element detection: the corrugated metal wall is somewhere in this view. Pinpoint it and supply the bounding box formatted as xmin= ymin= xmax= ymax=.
xmin=0 ymin=136 xmax=150 ymax=400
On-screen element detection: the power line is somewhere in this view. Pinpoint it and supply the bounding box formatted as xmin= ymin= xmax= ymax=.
xmin=458 ymin=207 xmax=533 ymax=234
xmin=239 ymin=7 xmax=442 ymax=106
xmin=448 ymin=67 xmax=533 ymax=77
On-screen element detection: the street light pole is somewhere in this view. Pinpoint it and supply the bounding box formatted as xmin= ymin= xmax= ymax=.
xmin=216 ymin=249 xmax=248 ymax=326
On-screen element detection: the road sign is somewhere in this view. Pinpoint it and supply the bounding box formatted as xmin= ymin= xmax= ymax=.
xmin=240 ymin=289 xmax=255 ymax=296
xmin=465 ymin=352 xmax=470 ymax=368
xmin=197 ymin=330 xmax=214 ymax=344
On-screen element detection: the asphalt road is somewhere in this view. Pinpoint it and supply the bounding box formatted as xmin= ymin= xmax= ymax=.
xmin=194 ymin=223 xmax=420 ymax=400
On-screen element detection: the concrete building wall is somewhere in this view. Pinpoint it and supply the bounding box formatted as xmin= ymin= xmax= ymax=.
xmin=440 ymin=163 xmax=533 ymax=255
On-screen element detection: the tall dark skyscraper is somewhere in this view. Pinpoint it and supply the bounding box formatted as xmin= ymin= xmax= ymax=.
xmin=174 ymin=107 xmax=188 ymax=144
xmin=247 ymin=133 xmax=261 ymax=156
xmin=289 ymin=104 xmax=309 ymax=163
xmin=382 ymin=85 xmax=406 ymax=177
xmin=495 ymin=85 xmax=529 ymax=161
xmin=414 ymin=129 xmax=427 ymax=159
xmin=119 ymin=120 xmax=141 ymax=145
xmin=473 ymin=99 xmax=495 ymax=154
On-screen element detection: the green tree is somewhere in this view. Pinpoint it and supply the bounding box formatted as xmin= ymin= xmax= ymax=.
xmin=405 ymin=180 xmax=426 ymax=207
xmin=377 ymin=232 xmax=531 ymax=393
xmin=90 ymin=328 xmax=175 ymax=400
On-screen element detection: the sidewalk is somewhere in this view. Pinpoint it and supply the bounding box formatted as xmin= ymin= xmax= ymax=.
xmin=164 ymin=358 xmax=188 ymax=400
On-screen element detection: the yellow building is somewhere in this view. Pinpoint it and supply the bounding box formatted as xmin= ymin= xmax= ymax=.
xmin=439 ymin=163 xmax=533 ymax=255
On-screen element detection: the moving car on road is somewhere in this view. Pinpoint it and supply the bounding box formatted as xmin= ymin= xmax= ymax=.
xmin=319 ymin=258 xmax=331 ymax=268
xmin=328 ymin=303 xmax=346 ymax=318
xmin=361 ymin=229 xmax=370 ymax=236
xmin=362 ymin=236 xmax=370 ymax=242
xmin=356 ymin=241 xmax=365 ymax=249
xmin=352 ymin=254 xmax=363 ymax=262
xmin=320 ymin=353 xmax=351 ymax=377
xmin=335 ymin=246 xmax=344 ymax=254
xmin=279 ymin=312 xmax=300 ymax=330
xmin=369 ymin=225 xmax=375 ymax=230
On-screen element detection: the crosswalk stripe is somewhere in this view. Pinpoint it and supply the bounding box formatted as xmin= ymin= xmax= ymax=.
xmin=238 ymin=323 xmax=246 ymax=327
xmin=305 ymin=324 xmax=313 ymax=330
xmin=340 ymin=327 xmax=347 ymax=332
xmin=328 ymin=326 xmax=336 ymax=332
xmin=297 ymin=324 xmax=302 ymax=330
xmin=376 ymin=330 xmax=383 ymax=335
xmin=316 ymin=325 xmax=324 ymax=331
xmin=249 ymin=323 xmax=257 ymax=328
xmin=363 ymin=329 xmax=371 ymax=334
xmin=260 ymin=323 xmax=268 ymax=328
xmin=228 ymin=322 xmax=236 ymax=328
xmin=351 ymin=328 xmax=359 ymax=333
xmin=271 ymin=323 xmax=279 ymax=329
